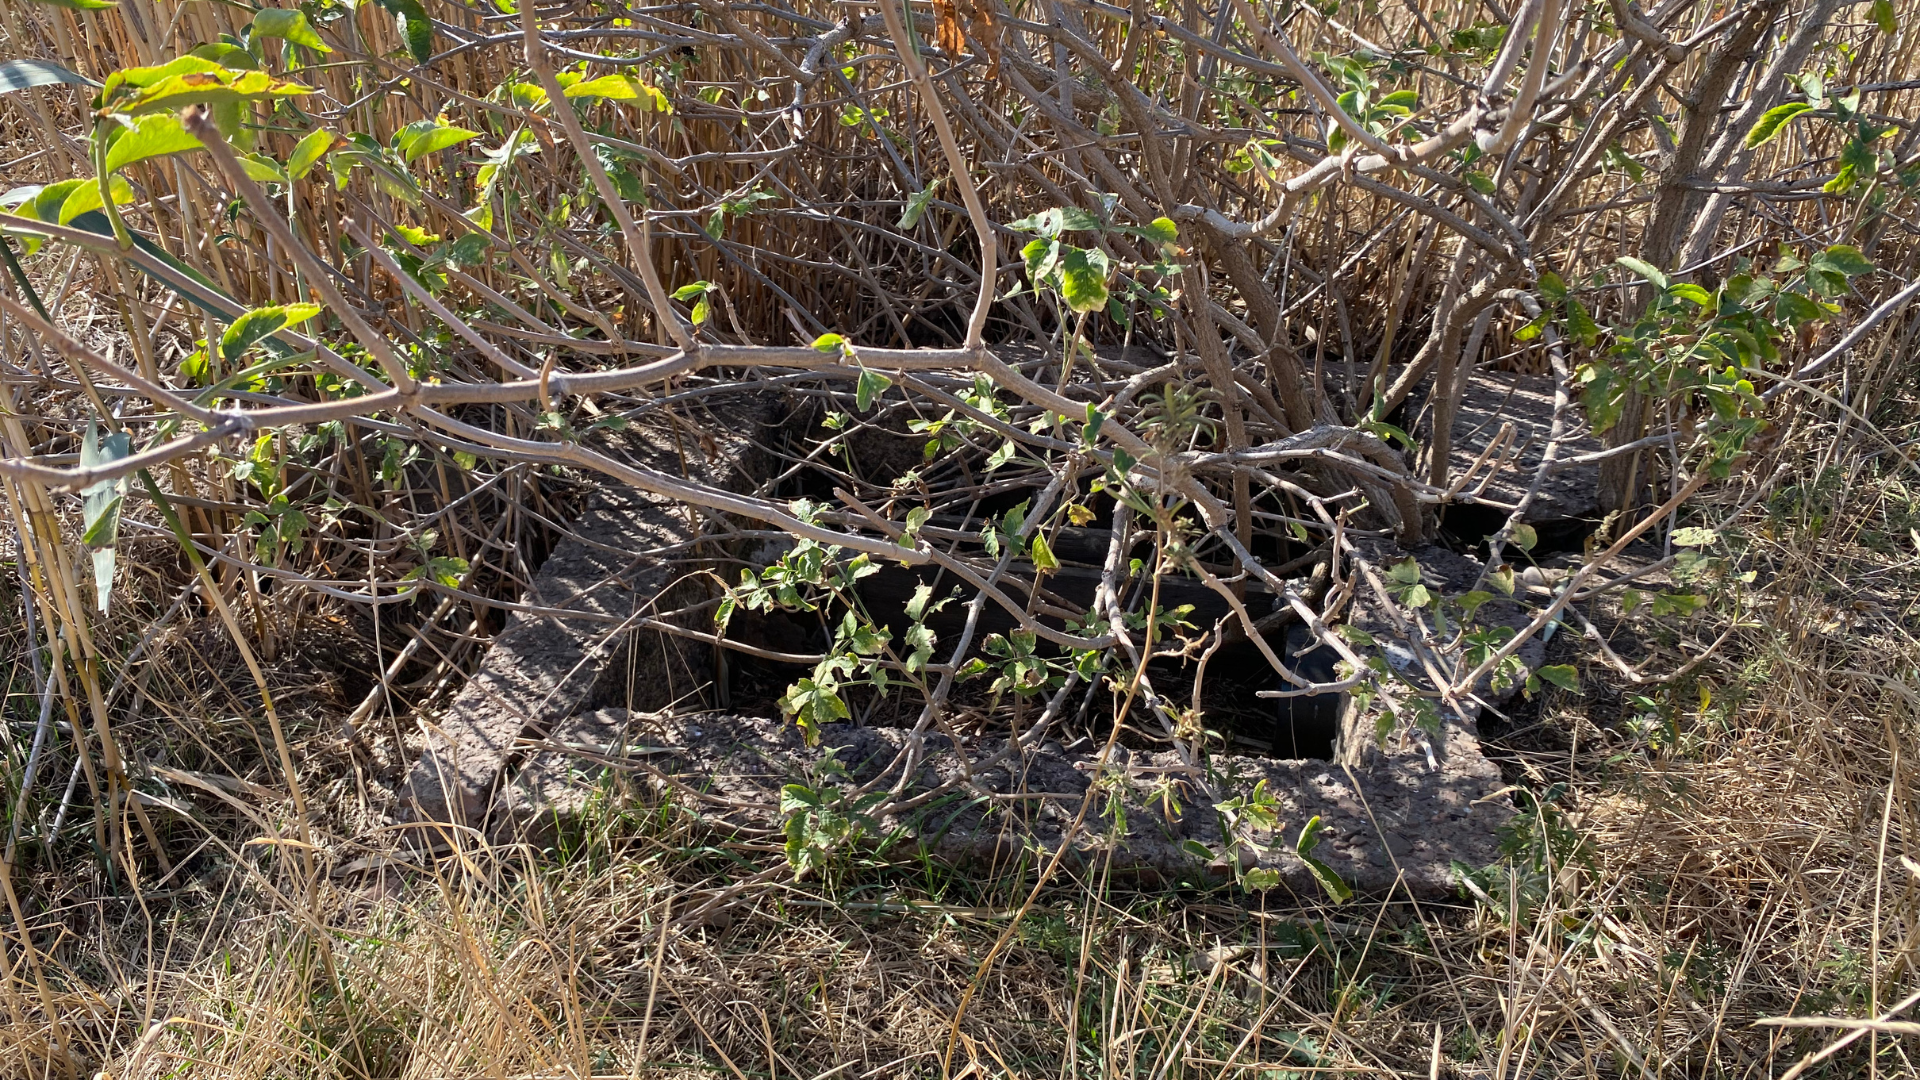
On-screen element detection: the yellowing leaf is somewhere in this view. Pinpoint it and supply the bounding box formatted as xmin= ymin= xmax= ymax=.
xmin=563 ymin=74 xmax=639 ymax=100
xmin=559 ymin=74 xmax=670 ymax=112
xmin=57 ymin=174 xmax=134 ymax=224
xmin=222 ymin=303 xmax=322 ymax=362
xmin=104 ymin=112 xmax=200 ymax=173
xmin=1744 ymin=100 xmax=1813 ymax=148
xmin=98 ymin=58 xmax=314 ymax=117
xmin=1030 ymin=532 xmax=1059 ymax=571
xmin=286 ymin=128 xmax=338 ymax=180
xmin=1059 ymin=246 xmax=1109 ymax=313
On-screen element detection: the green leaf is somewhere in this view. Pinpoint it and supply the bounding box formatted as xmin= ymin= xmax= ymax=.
xmin=393 ymin=120 xmax=479 ymax=163
xmin=188 ymin=42 xmax=257 ymax=70
xmin=1615 ymin=256 xmax=1669 ymax=290
xmin=1008 ymin=205 xmax=1103 ymax=237
xmin=561 ymin=74 xmax=668 ymax=111
xmin=1295 ymin=816 xmax=1353 ymax=904
xmin=1059 ymin=246 xmax=1110 ymax=313
xmin=23 ymin=0 xmax=116 ymax=10
xmin=1603 ymin=143 xmax=1646 ymax=182
xmin=444 ymin=231 xmax=491 ymax=267
xmin=252 ymin=8 xmax=331 ymax=52
xmin=1243 ymin=137 xmax=1283 ymax=171
xmin=1649 ymin=592 xmax=1708 ymax=617
xmin=80 ymin=421 xmax=131 ymax=613
xmin=286 ymin=128 xmax=337 ymax=180
xmin=1239 ymin=867 xmax=1282 ymax=891
xmin=372 ymin=0 xmax=434 ymax=65
xmin=330 ymin=137 xmax=422 ymax=203
xmin=1536 ymin=271 xmax=1568 ymax=302
xmin=1375 ymin=88 xmax=1418 ymax=112
xmin=1669 ymin=283 xmax=1713 ymax=307
xmin=1872 ymin=0 xmax=1895 ymax=35
xmin=222 ymin=302 xmax=322 ymax=362
xmin=1082 ymin=404 xmax=1106 ymax=445
xmin=237 ymin=151 xmax=286 ymax=183
xmin=1564 ymin=299 xmax=1599 ymax=347
xmin=778 ymin=783 xmax=819 ymax=815
xmin=1744 ymin=101 xmax=1814 ymax=148
xmin=985 ymin=439 xmax=1016 ymax=472
xmin=1336 ymin=623 xmax=1375 ymax=646
xmin=898 ymin=185 xmax=937 ymax=230
xmin=1464 ymin=170 xmax=1495 ymax=195
xmin=1296 ymin=815 xmax=1327 ymax=855
xmin=811 ymin=332 xmax=846 ymax=353
xmin=1030 ymin=532 xmax=1059 ymax=571
xmin=425 ymin=556 xmax=469 ymax=587
xmin=474 ymin=128 xmax=539 ymax=195
xmin=1813 ymin=244 xmax=1874 ymax=278
xmin=689 ymin=296 xmax=710 ymax=326
xmin=1534 ymin=664 xmax=1581 ymax=693
xmin=506 ymin=79 xmax=547 ymax=110
xmin=671 ymin=280 xmax=711 ymax=301
xmin=103 ymin=113 xmax=200 ymax=174
xmin=855 ymin=368 xmax=891 ymax=411
xmin=1021 ymin=237 xmax=1060 ymax=284
xmin=904 ymin=579 xmax=935 ymax=621
xmin=57 ymin=175 xmax=134 ymax=225
xmin=1138 ymin=216 xmax=1178 ymax=250
xmin=1511 ymin=522 xmax=1538 ymax=552
xmin=0 ymin=59 xmax=97 ymax=95
xmin=9 ymin=180 xmax=80 ymax=225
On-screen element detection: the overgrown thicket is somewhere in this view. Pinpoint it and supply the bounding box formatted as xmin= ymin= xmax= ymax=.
xmin=0 ymin=0 xmax=1918 ymax=1073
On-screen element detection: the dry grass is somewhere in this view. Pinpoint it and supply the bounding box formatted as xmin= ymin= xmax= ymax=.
xmin=4 ymin=413 xmax=1917 ymax=1079
xmin=0 ymin=0 xmax=1918 ymax=1075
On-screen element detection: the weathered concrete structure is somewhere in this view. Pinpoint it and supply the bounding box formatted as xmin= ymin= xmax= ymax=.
xmin=404 ymin=389 xmax=1537 ymax=898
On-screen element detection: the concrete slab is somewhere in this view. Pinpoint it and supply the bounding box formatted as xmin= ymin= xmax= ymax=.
xmin=499 ymin=706 xmax=1509 ymax=898
xmin=401 ymin=396 xmax=778 ymax=828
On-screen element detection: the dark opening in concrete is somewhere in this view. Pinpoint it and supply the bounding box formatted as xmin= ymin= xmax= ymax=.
xmin=1438 ymin=499 xmax=1600 ymax=557
xmin=719 ymin=560 xmax=1345 ymax=760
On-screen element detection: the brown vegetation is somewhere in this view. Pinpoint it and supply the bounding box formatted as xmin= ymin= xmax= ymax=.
xmin=0 ymin=0 xmax=1917 ymax=1074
